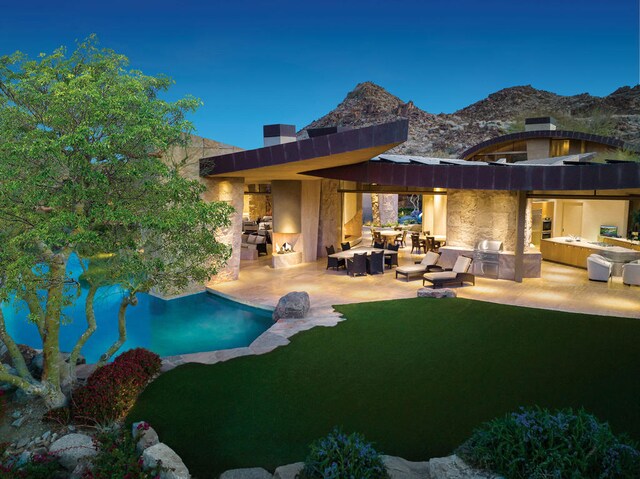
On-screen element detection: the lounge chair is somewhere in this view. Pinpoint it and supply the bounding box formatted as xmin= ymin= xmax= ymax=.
xmin=422 ymin=255 xmax=475 ymax=289
xmin=395 ymin=251 xmax=441 ymax=281
xmin=587 ymin=254 xmax=612 ymax=282
xmin=622 ymin=260 xmax=640 ymax=286
xmin=325 ymin=245 xmax=345 ymax=271
xmin=367 ymin=251 xmax=385 ymax=275
xmin=347 ymin=253 xmax=367 ymax=277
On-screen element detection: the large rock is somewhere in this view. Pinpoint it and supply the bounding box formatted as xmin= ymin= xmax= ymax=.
xmin=272 ymin=292 xmax=310 ymax=321
xmin=142 ymin=443 xmax=190 ymax=479
xmin=132 ymin=421 xmax=160 ymax=452
xmin=417 ymin=288 xmax=457 ymax=298
xmin=273 ymin=462 xmax=304 ymax=479
xmin=220 ymin=468 xmax=273 ymax=479
xmin=428 ymin=455 xmax=500 ymax=479
xmin=382 ymin=455 xmax=431 ymax=478
xmin=49 ymin=433 xmax=97 ymax=471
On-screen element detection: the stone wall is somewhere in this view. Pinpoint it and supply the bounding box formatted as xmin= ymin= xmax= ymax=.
xmin=317 ymin=179 xmax=342 ymax=257
xmin=446 ymin=189 xmax=531 ymax=252
xmin=248 ymin=194 xmax=269 ymax=220
xmin=202 ymin=177 xmax=245 ymax=283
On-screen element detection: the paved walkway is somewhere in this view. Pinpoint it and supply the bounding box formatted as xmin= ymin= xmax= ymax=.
xmin=209 ymin=244 xmax=640 ymax=320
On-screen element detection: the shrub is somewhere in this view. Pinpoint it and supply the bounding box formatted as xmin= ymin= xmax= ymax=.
xmin=43 ymin=406 xmax=72 ymax=426
xmin=83 ymin=427 xmax=162 ymax=479
xmin=300 ymin=427 xmax=389 ymax=479
xmin=0 ymin=451 xmax=63 ymax=479
xmin=72 ymin=348 xmax=161 ymax=425
xmin=458 ymin=407 xmax=640 ymax=479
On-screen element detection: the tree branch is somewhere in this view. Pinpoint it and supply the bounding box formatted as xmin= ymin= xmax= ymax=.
xmin=0 ymin=308 xmax=34 ymax=382
xmin=98 ymin=293 xmax=137 ymax=366
xmin=69 ymin=284 xmax=98 ymax=380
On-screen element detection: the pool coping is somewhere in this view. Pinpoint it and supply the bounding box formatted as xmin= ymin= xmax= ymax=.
xmin=159 ymin=290 xmax=345 ymax=372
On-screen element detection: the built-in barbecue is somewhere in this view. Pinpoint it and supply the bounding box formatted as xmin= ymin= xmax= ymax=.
xmin=474 ymin=240 xmax=503 ymax=279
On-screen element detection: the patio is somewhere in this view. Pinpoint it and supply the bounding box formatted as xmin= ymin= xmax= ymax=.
xmin=209 ymin=242 xmax=640 ymax=319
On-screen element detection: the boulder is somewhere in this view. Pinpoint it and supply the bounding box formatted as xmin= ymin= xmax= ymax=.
xmin=382 ymin=455 xmax=431 ymax=478
xmin=417 ymin=288 xmax=457 ymax=298
xmin=49 ymin=433 xmax=97 ymax=471
xmin=428 ymin=455 xmax=500 ymax=478
xmin=132 ymin=421 xmax=160 ymax=452
xmin=220 ymin=468 xmax=273 ymax=479
xmin=272 ymin=292 xmax=310 ymax=321
xmin=142 ymin=442 xmax=190 ymax=479
xmin=273 ymin=462 xmax=304 ymax=479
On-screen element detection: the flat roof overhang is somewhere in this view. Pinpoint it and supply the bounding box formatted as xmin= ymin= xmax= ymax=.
xmin=303 ymin=160 xmax=640 ymax=192
xmin=199 ymin=120 xmax=409 ymax=183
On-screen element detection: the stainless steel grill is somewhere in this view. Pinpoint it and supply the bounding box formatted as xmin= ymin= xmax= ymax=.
xmin=474 ymin=240 xmax=503 ymax=279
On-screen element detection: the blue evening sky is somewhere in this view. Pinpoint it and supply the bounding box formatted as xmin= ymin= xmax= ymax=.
xmin=0 ymin=0 xmax=637 ymax=149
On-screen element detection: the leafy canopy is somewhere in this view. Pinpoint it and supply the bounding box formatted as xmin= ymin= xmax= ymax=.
xmin=0 ymin=35 xmax=232 ymax=303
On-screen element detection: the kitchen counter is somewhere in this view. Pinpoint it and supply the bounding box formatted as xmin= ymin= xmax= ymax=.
xmin=541 ymin=237 xmax=640 ymax=273
xmin=601 ymin=236 xmax=640 ymax=251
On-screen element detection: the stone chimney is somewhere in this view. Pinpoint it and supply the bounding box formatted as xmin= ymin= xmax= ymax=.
xmin=263 ymin=124 xmax=297 ymax=147
xmin=525 ymin=117 xmax=557 ymax=132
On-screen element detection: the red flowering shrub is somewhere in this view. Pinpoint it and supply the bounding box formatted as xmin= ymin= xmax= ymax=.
xmin=72 ymin=348 xmax=161 ymax=425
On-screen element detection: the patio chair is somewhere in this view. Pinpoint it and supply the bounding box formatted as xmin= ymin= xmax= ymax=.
xmin=385 ymin=243 xmax=399 ymax=268
xmin=367 ymin=251 xmax=385 ymax=275
xmin=395 ymin=230 xmax=407 ymax=248
xmin=372 ymin=231 xmax=383 ymax=246
xmin=425 ymin=236 xmax=440 ymax=253
xmin=347 ymin=253 xmax=367 ymax=277
xmin=395 ymin=251 xmax=441 ymax=281
xmin=622 ymin=260 xmax=640 ymax=286
xmin=410 ymin=233 xmax=424 ymax=254
xmin=373 ymin=241 xmax=385 ymax=249
xmin=341 ymin=242 xmax=351 ymax=251
xmin=325 ymin=245 xmax=345 ymax=271
xmin=422 ymin=255 xmax=475 ymax=289
xmin=586 ymin=254 xmax=612 ymax=282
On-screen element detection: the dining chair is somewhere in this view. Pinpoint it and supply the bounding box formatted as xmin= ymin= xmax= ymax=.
xmin=367 ymin=251 xmax=385 ymax=275
xmin=411 ymin=234 xmax=422 ymax=254
xmin=341 ymin=242 xmax=351 ymax=251
xmin=347 ymin=253 xmax=367 ymax=277
xmin=325 ymin=245 xmax=345 ymax=270
xmin=384 ymin=243 xmax=399 ymax=268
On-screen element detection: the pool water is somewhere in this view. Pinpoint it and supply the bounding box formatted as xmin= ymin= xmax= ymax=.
xmin=2 ymin=258 xmax=273 ymax=363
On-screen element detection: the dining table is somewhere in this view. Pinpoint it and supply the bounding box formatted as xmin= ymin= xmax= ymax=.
xmin=377 ymin=230 xmax=402 ymax=245
xmin=328 ymin=246 xmax=399 ymax=260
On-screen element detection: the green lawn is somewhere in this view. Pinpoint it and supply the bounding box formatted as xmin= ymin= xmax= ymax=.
xmin=128 ymin=298 xmax=640 ymax=478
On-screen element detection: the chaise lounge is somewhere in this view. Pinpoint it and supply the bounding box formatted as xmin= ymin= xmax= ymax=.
xmin=395 ymin=251 xmax=442 ymax=281
xmin=422 ymin=255 xmax=474 ymax=289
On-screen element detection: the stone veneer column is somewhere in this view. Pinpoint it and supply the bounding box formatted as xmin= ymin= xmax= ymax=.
xmin=379 ymin=194 xmax=398 ymax=225
xmin=317 ymin=179 xmax=342 ymax=257
xmin=202 ymin=176 xmax=244 ymax=283
xmin=248 ymin=194 xmax=268 ymax=220
xmin=446 ymin=189 xmax=531 ymax=251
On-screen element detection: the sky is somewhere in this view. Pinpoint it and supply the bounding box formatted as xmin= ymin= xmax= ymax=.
xmin=0 ymin=0 xmax=638 ymax=149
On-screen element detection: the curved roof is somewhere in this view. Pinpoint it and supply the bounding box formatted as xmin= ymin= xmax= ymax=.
xmin=303 ymin=154 xmax=640 ymax=191
xmin=461 ymin=130 xmax=634 ymax=160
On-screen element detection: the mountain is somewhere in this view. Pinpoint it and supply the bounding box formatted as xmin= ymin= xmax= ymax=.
xmin=299 ymin=82 xmax=640 ymax=156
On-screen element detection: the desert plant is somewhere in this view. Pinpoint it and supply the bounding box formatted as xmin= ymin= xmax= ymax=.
xmin=0 ymin=451 xmax=63 ymax=479
xmin=458 ymin=406 xmax=640 ymax=479
xmin=84 ymin=427 xmax=162 ymax=479
xmin=300 ymin=427 xmax=389 ymax=479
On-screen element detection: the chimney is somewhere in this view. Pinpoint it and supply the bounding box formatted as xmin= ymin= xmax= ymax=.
xmin=263 ymin=124 xmax=297 ymax=147
xmin=525 ymin=117 xmax=557 ymax=132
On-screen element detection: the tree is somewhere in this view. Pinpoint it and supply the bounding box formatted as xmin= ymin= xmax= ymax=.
xmin=0 ymin=36 xmax=233 ymax=408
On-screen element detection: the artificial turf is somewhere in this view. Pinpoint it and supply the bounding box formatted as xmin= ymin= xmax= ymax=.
xmin=127 ymin=297 xmax=640 ymax=478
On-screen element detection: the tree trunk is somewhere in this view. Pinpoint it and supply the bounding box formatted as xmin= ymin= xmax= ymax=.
xmin=40 ymin=252 xmax=68 ymax=408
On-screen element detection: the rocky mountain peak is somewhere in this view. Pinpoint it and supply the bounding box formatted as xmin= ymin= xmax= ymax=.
xmin=300 ymin=82 xmax=640 ymax=156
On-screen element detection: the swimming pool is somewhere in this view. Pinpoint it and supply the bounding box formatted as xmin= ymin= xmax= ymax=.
xmin=2 ymin=258 xmax=273 ymax=363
